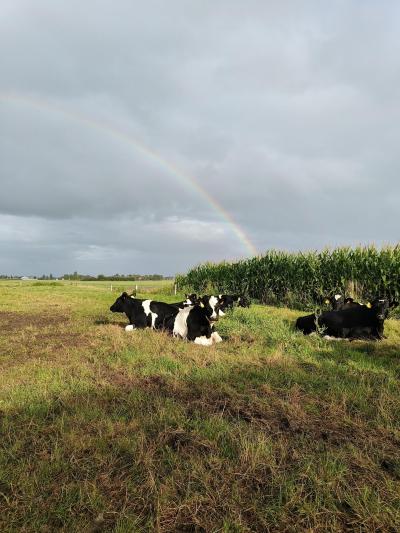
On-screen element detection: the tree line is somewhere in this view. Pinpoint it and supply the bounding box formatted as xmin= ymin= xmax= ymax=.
xmin=62 ymin=273 xmax=172 ymax=281
xmin=0 ymin=273 xmax=172 ymax=281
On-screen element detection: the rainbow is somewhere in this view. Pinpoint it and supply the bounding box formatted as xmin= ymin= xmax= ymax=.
xmin=0 ymin=92 xmax=258 ymax=256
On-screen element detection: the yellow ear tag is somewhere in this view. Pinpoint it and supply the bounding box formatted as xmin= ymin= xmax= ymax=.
xmin=324 ymin=299 xmax=330 ymax=304
xmin=200 ymin=302 xmax=205 ymax=308
xmin=366 ymin=302 xmax=372 ymax=308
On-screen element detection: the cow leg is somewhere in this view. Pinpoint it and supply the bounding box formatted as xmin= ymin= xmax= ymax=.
xmin=347 ymin=327 xmax=379 ymax=341
xmin=194 ymin=336 xmax=214 ymax=346
xmin=134 ymin=314 xmax=148 ymax=328
xmin=211 ymin=331 xmax=223 ymax=343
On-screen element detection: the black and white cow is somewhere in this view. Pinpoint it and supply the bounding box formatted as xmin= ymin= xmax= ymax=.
xmin=164 ymin=305 xmax=222 ymax=346
xmin=297 ymin=298 xmax=398 ymax=340
xmin=109 ymin=292 xmax=222 ymax=345
xmin=218 ymin=294 xmax=250 ymax=312
xmin=110 ymin=292 xmax=178 ymax=331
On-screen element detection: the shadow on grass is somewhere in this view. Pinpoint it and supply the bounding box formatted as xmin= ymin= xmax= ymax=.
xmin=93 ymin=314 xmax=127 ymax=328
xmin=2 ymin=356 xmax=400 ymax=532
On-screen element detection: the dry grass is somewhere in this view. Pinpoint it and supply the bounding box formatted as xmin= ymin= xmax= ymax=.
xmin=0 ymin=281 xmax=400 ymax=531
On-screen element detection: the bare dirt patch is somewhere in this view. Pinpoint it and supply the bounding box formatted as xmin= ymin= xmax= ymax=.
xmin=98 ymin=366 xmax=139 ymax=390
xmin=0 ymin=311 xmax=69 ymax=332
xmin=0 ymin=311 xmax=93 ymax=367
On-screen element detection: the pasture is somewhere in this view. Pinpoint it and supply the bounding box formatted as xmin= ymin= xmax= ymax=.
xmin=1 ymin=281 xmax=400 ymax=532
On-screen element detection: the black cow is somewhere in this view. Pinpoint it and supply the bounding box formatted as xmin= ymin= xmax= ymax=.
xmin=296 ymin=295 xmax=363 ymax=335
xmin=298 ymin=298 xmax=398 ymax=340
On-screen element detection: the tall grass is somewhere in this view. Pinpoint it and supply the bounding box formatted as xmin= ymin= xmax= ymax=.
xmin=176 ymin=245 xmax=400 ymax=308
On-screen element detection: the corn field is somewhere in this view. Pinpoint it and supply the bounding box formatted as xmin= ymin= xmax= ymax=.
xmin=176 ymin=246 xmax=400 ymax=309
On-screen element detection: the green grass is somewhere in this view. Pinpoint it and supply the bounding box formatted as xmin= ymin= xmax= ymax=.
xmin=1 ymin=281 xmax=400 ymax=531
xmin=4 ymin=278 xmax=172 ymax=293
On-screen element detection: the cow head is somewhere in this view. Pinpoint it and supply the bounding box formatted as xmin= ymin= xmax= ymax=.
xmin=217 ymin=294 xmax=234 ymax=313
xmin=185 ymin=293 xmax=200 ymax=305
xmin=199 ymin=295 xmax=223 ymax=320
xmin=110 ymin=292 xmax=130 ymax=313
xmin=324 ymin=294 xmax=344 ymax=310
xmin=237 ymin=295 xmax=251 ymax=308
xmin=370 ymin=298 xmax=399 ymax=320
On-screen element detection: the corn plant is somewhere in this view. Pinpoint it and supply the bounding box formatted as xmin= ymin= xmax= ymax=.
xmin=176 ymin=245 xmax=400 ymax=310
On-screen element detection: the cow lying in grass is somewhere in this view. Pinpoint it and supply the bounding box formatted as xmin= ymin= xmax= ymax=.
xmin=218 ymin=294 xmax=251 ymax=312
xmin=296 ymin=295 xmax=365 ymax=335
xmin=296 ymin=297 xmax=398 ymax=340
xmin=109 ymin=292 xmax=222 ymax=345
xmin=165 ymin=305 xmax=222 ymax=345
xmin=110 ymin=293 xmax=176 ymax=330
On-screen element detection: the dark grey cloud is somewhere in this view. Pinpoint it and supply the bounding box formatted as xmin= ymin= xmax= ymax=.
xmin=1 ymin=1 xmax=399 ymax=275
xmin=0 ymin=213 xmax=238 ymax=276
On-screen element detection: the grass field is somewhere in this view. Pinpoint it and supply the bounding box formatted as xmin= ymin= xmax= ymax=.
xmin=1 ymin=281 xmax=400 ymax=532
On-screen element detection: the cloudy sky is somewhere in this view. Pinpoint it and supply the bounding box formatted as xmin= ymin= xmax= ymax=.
xmin=1 ymin=1 xmax=399 ymax=276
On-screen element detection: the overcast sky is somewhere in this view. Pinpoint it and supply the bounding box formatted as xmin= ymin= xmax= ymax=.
xmin=1 ymin=1 xmax=399 ymax=276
